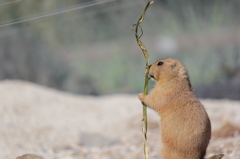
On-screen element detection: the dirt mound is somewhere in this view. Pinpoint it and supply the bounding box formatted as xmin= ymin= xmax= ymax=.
xmin=0 ymin=80 xmax=240 ymax=159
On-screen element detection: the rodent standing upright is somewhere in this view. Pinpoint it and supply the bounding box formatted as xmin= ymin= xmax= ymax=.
xmin=138 ymin=58 xmax=223 ymax=159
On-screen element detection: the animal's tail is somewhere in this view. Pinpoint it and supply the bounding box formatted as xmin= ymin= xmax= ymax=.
xmin=205 ymin=154 xmax=224 ymax=159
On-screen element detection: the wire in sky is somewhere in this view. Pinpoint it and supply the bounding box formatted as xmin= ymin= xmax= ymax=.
xmin=0 ymin=0 xmax=21 ymax=6
xmin=49 ymin=0 xmax=141 ymax=27
xmin=0 ymin=0 xmax=115 ymax=28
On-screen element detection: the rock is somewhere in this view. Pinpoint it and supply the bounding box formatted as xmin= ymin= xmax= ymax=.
xmin=16 ymin=154 xmax=43 ymax=159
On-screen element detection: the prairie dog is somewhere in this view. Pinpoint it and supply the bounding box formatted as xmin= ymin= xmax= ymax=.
xmin=16 ymin=154 xmax=43 ymax=159
xmin=138 ymin=58 xmax=223 ymax=159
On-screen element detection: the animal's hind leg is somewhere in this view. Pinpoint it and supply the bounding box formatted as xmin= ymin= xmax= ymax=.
xmin=161 ymin=147 xmax=186 ymax=159
xmin=161 ymin=146 xmax=204 ymax=159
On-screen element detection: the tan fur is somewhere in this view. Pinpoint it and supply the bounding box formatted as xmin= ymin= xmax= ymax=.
xmin=138 ymin=58 xmax=223 ymax=159
xmin=16 ymin=154 xmax=43 ymax=159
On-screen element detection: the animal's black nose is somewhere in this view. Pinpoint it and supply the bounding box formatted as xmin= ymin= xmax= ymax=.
xmin=148 ymin=64 xmax=152 ymax=68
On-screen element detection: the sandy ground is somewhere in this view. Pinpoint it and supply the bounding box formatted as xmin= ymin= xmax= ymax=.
xmin=0 ymin=80 xmax=240 ymax=159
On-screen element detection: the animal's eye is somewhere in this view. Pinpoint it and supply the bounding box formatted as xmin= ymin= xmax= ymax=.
xmin=157 ymin=61 xmax=164 ymax=66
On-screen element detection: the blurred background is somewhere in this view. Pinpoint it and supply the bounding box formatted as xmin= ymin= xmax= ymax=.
xmin=0 ymin=0 xmax=239 ymax=99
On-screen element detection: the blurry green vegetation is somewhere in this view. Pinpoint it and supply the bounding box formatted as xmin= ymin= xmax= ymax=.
xmin=0 ymin=0 xmax=239 ymax=99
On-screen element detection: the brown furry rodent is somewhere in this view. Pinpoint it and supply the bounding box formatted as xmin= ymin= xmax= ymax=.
xmin=16 ymin=154 xmax=43 ymax=159
xmin=138 ymin=58 xmax=223 ymax=159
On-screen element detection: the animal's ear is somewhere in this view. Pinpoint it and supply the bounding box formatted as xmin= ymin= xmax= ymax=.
xmin=171 ymin=63 xmax=177 ymax=69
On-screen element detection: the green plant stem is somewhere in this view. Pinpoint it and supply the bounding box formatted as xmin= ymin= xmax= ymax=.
xmin=142 ymin=59 xmax=149 ymax=159
xmin=133 ymin=1 xmax=153 ymax=159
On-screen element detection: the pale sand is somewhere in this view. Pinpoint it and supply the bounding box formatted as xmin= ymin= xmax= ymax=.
xmin=0 ymin=80 xmax=239 ymax=159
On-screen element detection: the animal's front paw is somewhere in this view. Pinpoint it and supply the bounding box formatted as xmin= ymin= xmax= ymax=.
xmin=138 ymin=93 xmax=146 ymax=102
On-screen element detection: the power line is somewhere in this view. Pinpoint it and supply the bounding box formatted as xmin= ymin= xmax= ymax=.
xmin=0 ymin=0 xmax=115 ymax=28
xmin=0 ymin=0 xmax=21 ymax=6
xmin=54 ymin=0 xmax=140 ymax=23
